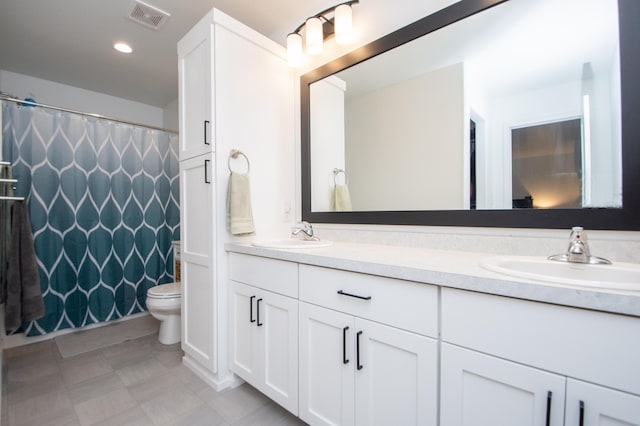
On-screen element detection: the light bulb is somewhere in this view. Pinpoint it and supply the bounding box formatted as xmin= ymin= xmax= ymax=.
xmin=334 ymin=4 xmax=353 ymax=45
xmin=306 ymin=17 xmax=323 ymax=55
xmin=287 ymin=33 xmax=303 ymax=67
xmin=114 ymin=42 xmax=133 ymax=54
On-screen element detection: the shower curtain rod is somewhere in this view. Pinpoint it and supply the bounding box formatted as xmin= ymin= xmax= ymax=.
xmin=0 ymin=94 xmax=178 ymax=135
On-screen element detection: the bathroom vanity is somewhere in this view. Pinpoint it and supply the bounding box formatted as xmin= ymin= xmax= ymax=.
xmin=226 ymin=242 xmax=640 ymax=426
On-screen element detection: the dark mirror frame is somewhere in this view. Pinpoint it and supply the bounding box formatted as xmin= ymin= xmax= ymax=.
xmin=301 ymin=0 xmax=640 ymax=230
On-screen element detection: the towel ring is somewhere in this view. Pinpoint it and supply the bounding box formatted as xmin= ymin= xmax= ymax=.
xmin=333 ymin=168 xmax=347 ymax=185
xmin=228 ymin=149 xmax=250 ymax=173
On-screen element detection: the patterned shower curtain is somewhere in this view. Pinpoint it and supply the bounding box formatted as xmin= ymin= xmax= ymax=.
xmin=1 ymin=102 xmax=180 ymax=336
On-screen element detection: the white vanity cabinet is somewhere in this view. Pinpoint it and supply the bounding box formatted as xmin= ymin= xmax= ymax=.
xmin=565 ymin=379 xmax=640 ymax=426
xmin=441 ymin=343 xmax=566 ymax=426
xmin=440 ymin=288 xmax=640 ymax=426
xmin=298 ymin=265 xmax=439 ymax=426
xmin=228 ymin=254 xmax=299 ymax=415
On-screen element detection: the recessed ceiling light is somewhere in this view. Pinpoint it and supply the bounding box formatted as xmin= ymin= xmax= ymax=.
xmin=114 ymin=42 xmax=133 ymax=54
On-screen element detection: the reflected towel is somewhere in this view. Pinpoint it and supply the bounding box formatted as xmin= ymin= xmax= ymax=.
xmin=226 ymin=172 xmax=255 ymax=236
xmin=0 ymin=164 xmax=14 ymax=303
xmin=333 ymin=184 xmax=352 ymax=211
xmin=6 ymin=201 xmax=44 ymax=330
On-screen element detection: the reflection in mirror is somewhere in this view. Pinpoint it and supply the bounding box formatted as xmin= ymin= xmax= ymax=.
xmin=308 ymin=0 xmax=621 ymax=213
xmin=511 ymin=119 xmax=582 ymax=209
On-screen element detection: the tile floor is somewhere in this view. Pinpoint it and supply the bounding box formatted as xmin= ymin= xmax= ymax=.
xmin=1 ymin=333 xmax=306 ymax=425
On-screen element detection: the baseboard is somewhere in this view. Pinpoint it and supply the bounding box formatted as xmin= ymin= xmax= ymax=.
xmin=182 ymin=355 xmax=243 ymax=391
xmin=3 ymin=312 xmax=151 ymax=349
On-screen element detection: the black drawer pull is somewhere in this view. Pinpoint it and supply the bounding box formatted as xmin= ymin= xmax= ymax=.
xmin=356 ymin=330 xmax=363 ymax=370
xmin=579 ymin=400 xmax=584 ymax=426
xmin=257 ymin=298 xmax=263 ymax=326
xmin=204 ymin=159 xmax=211 ymax=184
xmin=249 ymin=295 xmax=256 ymax=323
xmin=343 ymin=326 xmax=349 ymax=364
xmin=204 ymin=120 xmax=211 ymax=145
xmin=337 ymin=290 xmax=371 ymax=301
xmin=545 ymin=391 xmax=552 ymax=426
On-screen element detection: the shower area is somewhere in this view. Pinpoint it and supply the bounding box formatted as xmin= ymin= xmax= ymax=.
xmin=0 ymin=98 xmax=180 ymax=337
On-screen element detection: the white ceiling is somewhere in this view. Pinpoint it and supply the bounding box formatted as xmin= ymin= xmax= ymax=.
xmin=0 ymin=0 xmax=332 ymax=108
xmin=337 ymin=0 xmax=618 ymax=101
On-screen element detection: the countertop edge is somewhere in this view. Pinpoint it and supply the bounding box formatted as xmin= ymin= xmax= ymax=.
xmin=224 ymin=242 xmax=640 ymax=317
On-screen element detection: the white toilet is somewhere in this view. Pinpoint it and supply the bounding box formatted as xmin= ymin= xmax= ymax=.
xmin=146 ymin=282 xmax=181 ymax=344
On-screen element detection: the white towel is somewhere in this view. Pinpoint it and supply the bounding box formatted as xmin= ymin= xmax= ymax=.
xmin=333 ymin=184 xmax=352 ymax=211
xmin=226 ymin=172 xmax=255 ymax=235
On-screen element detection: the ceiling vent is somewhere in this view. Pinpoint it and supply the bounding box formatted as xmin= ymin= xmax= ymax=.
xmin=127 ymin=0 xmax=170 ymax=31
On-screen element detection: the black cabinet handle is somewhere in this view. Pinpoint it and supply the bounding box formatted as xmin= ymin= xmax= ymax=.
xmin=337 ymin=290 xmax=372 ymax=301
xmin=343 ymin=326 xmax=349 ymax=364
xmin=257 ymin=298 xmax=263 ymax=326
xmin=579 ymin=400 xmax=584 ymax=426
xmin=249 ymin=295 xmax=256 ymax=323
xmin=204 ymin=159 xmax=211 ymax=184
xmin=204 ymin=120 xmax=210 ymax=145
xmin=356 ymin=331 xmax=363 ymax=370
xmin=545 ymin=391 xmax=552 ymax=426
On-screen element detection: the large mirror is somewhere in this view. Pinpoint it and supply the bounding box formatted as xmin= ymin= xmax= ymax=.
xmin=301 ymin=0 xmax=640 ymax=229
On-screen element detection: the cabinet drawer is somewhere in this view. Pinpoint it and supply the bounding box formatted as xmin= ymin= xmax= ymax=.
xmin=229 ymin=253 xmax=298 ymax=298
xmin=299 ymin=264 xmax=438 ymax=337
xmin=442 ymin=288 xmax=640 ymax=395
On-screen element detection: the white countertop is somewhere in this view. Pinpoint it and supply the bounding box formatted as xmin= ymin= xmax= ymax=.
xmin=225 ymin=241 xmax=640 ymax=317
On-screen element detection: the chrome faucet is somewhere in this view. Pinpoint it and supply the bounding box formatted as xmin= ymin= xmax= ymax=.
xmin=291 ymin=221 xmax=319 ymax=241
xmin=549 ymin=227 xmax=611 ymax=264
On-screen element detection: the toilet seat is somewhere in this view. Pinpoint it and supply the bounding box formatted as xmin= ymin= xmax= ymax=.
xmin=147 ymin=282 xmax=181 ymax=299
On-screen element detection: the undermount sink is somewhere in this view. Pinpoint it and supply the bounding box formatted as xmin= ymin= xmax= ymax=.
xmin=480 ymin=255 xmax=640 ymax=291
xmin=251 ymin=239 xmax=333 ymax=249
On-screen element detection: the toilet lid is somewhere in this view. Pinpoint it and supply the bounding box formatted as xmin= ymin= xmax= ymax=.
xmin=147 ymin=282 xmax=181 ymax=299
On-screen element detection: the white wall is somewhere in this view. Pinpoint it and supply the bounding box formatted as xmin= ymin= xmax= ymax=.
xmin=346 ymin=63 xmax=465 ymax=211
xmin=310 ymin=76 xmax=346 ymax=212
xmin=162 ymin=97 xmax=179 ymax=132
xmin=0 ymin=70 xmax=163 ymax=128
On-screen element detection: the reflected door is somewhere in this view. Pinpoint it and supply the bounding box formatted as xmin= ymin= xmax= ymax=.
xmin=511 ymin=119 xmax=582 ymax=209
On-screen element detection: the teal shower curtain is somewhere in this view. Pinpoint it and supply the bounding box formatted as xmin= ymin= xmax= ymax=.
xmin=1 ymin=102 xmax=180 ymax=336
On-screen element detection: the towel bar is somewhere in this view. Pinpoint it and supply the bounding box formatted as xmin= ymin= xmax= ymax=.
xmin=333 ymin=168 xmax=348 ymax=185
xmin=0 ymin=162 xmax=24 ymax=200
xmin=228 ymin=149 xmax=250 ymax=174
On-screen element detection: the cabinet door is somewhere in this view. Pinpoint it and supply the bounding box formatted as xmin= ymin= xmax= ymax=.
xmin=441 ymin=343 xmax=566 ymax=426
xmin=229 ymin=281 xmax=260 ymax=383
xmin=256 ymin=290 xmax=298 ymax=415
xmin=178 ymin=14 xmax=213 ymax=160
xmin=180 ymin=155 xmax=215 ymax=370
xmin=566 ymin=379 xmax=640 ymax=426
xmin=355 ymin=319 xmax=438 ymax=426
xmin=299 ymin=302 xmax=355 ymax=426
xmin=229 ymin=281 xmax=298 ymax=415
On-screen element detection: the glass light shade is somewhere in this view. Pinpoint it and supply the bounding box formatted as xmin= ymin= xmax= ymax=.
xmin=334 ymin=4 xmax=353 ymax=45
xmin=306 ymin=16 xmax=323 ymax=55
xmin=287 ymin=33 xmax=303 ymax=66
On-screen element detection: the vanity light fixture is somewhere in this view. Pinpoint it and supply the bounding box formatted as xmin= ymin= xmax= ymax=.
xmin=287 ymin=0 xmax=359 ymax=67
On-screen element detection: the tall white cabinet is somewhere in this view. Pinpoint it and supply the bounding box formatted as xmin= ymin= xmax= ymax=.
xmin=178 ymin=9 xmax=293 ymax=389
xmin=179 ymin=154 xmax=214 ymax=372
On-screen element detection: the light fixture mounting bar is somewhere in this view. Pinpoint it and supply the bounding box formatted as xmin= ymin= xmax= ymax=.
xmin=292 ymin=0 xmax=359 ymax=35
